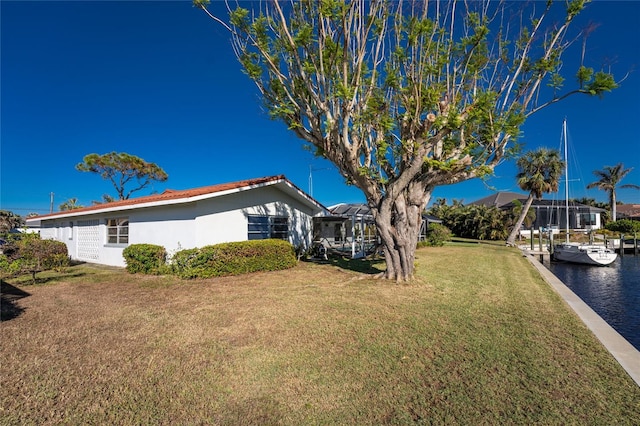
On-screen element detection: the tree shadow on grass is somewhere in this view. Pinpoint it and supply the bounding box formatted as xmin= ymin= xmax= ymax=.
xmin=1 ymin=280 xmax=30 ymax=321
xmin=7 ymin=270 xmax=89 ymax=286
xmin=326 ymin=255 xmax=386 ymax=275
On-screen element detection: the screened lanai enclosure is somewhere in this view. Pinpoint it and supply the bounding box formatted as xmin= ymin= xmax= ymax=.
xmin=313 ymin=204 xmax=442 ymax=259
xmin=313 ymin=204 xmax=376 ymax=259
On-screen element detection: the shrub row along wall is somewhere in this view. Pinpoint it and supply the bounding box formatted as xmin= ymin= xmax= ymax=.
xmin=123 ymin=239 xmax=297 ymax=279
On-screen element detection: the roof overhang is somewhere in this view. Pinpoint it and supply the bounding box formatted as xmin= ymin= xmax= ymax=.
xmin=26 ymin=176 xmax=329 ymax=224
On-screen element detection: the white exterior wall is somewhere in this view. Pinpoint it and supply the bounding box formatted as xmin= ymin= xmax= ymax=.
xmin=35 ymin=184 xmax=318 ymax=267
xmin=193 ymin=186 xmax=314 ymax=249
xmin=130 ymin=204 xmax=198 ymax=256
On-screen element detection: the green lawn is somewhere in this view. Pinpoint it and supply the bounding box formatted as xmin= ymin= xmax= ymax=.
xmin=1 ymin=243 xmax=639 ymax=424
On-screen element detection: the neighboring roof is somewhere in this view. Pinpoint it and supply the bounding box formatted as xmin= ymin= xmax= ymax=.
xmin=26 ymin=175 xmax=328 ymax=222
xmin=501 ymin=199 xmax=606 ymax=212
xmin=424 ymin=214 xmax=442 ymax=223
xmin=617 ymin=204 xmax=640 ymax=218
xmin=470 ymin=192 xmax=606 ymax=213
xmin=468 ymin=192 xmax=527 ymax=208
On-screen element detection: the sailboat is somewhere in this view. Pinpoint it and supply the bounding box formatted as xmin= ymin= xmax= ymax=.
xmin=552 ymin=119 xmax=617 ymax=266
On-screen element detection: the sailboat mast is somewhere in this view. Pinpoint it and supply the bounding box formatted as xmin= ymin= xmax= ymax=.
xmin=563 ymin=118 xmax=570 ymax=243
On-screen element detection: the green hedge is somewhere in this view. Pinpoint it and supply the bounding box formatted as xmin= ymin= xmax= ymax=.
xmin=605 ymin=219 xmax=640 ymax=234
xmin=123 ymin=244 xmax=167 ymax=274
xmin=170 ymin=239 xmax=296 ymax=279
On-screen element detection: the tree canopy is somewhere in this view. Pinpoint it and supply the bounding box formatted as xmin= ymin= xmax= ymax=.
xmin=0 ymin=210 xmax=24 ymax=233
xmin=195 ymin=0 xmax=618 ymax=280
xmin=76 ymin=152 xmax=168 ymax=201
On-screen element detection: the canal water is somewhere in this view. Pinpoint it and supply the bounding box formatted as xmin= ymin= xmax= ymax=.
xmin=546 ymin=255 xmax=640 ymax=351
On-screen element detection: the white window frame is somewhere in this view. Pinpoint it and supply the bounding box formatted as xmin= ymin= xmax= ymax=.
xmin=106 ymin=217 xmax=129 ymax=245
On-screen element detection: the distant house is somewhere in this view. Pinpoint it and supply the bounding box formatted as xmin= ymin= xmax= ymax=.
xmin=617 ymin=204 xmax=640 ymax=221
xmin=470 ymin=192 xmax=606 ymax=231
xmin=25 ymin=175 xmax=328 ymax=267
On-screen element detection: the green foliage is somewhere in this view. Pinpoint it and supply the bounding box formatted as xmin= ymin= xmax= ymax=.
xmin=429 ymin=202 xmax=509 ymax=241
xmin=122 ymin=244 xmax=167 ymax=275
xmin=59 ymin=198 xmax=83 ymax=211
xmin=0 ymin=234 xmax=69 ymax=283
xmin=170 ymin=239 xmax=296 ymax=279
xmin=76 ymin=152 xmax=168 ymax=200
xmin=576 ymin=65 xmax=617 ymax=97
xmin=516 ymin=148 xmax=564 ymax=198
xmin=418 ymin=223 xmax=452 ymax=247
xmin=200 ymin=0 xmax=615 ymax=196
xmin=605 ymin=219 xmax=640 ymax=234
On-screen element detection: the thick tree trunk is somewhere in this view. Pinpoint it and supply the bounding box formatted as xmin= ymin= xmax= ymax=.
xmin=371 ymin=187 xmax=430 ymax=281
xmin=506 ymin=193 xmax=534 ymax=247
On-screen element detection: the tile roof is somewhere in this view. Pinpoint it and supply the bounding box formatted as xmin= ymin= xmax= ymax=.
xmin=617 ymin=204 xmax=640 ymax=218
xmin=29 ymin=175 xmax=322 ymax=220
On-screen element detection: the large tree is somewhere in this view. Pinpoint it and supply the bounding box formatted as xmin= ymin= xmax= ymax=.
xmin=586 ymin=163 xmax=639 ymax=221
xmin=76 ymin=152 xmax=168 ymax=201
xmin=506 ymin=148 xmax=564 ymax=247
xmin=195 ymin=0 xmax=617 ymax=280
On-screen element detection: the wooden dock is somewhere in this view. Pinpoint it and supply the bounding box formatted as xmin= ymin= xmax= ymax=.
xmin=606 ymin=237 xmax=640 ymax=256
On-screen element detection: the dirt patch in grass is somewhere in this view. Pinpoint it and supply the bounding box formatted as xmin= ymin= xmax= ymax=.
xmin=2 ymin=248 xmax=639 ymax=424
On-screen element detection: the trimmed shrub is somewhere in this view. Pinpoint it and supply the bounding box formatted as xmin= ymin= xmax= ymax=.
xmin=420 ymin=223 xmax=452 ymax=247
xmin=605 ymin=219 xmax=640 ymax=234
xmin=123 ymin=244 xmax=167 ymax=274
xmin=0 ymin=234 xmax=69 ymax=283
xmin=170 ymin=239 xmax=296 ymax=279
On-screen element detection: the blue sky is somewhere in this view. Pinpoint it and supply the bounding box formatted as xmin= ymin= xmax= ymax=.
xmin=1 ymin=1 xmax=639 ymax=216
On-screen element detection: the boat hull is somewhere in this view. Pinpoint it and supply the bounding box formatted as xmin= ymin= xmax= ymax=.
xmin=553 ymin=243 xmax=617 ymax=266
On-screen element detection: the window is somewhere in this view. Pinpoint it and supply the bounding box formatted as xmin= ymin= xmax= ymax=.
xmin=106 ymin=217 xmax=129 ymax=244
xmin=580 ymin=213 xmax=596 ymax=227
xmin=248 ymin=215 xmax=289 ymax=240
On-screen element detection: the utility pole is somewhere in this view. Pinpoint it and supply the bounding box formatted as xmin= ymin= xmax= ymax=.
xmin=50 ymin=192 xmax=54 ymax=213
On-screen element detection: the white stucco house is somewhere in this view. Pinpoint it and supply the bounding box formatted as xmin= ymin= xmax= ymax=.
xmin=25 ymin=175 xmax=328 ymax=267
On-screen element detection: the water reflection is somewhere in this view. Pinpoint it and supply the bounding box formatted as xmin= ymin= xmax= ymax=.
xmin=547 ymin=255 xmax=640 ymax=351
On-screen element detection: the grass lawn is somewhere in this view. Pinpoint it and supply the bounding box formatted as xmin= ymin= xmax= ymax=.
xmin=1 ymin=243 xmax=639 ymax=424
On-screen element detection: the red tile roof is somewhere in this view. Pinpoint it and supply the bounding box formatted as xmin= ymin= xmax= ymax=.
xmin=617 ymin=204 xmax=640 ymax=218
xmin=29 ymin=175 xmax=321 ymax=220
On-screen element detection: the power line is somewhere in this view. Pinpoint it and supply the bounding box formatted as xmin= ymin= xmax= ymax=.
xmin=0 ymin=207 xmax=50 ymax=213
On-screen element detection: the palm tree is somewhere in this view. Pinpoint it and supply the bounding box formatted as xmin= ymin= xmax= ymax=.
xmin=506 ymin=148 xmax=564 ymax=247
xmin=59 ymin=198 xmax=83 ymax=211
xmin=509 ymin=199 xmax=536 ymax=235
xmin=586 ymin=163 xmax=640 ymax=221
xmin=91 ymin=194 xmax=116 ymax=205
